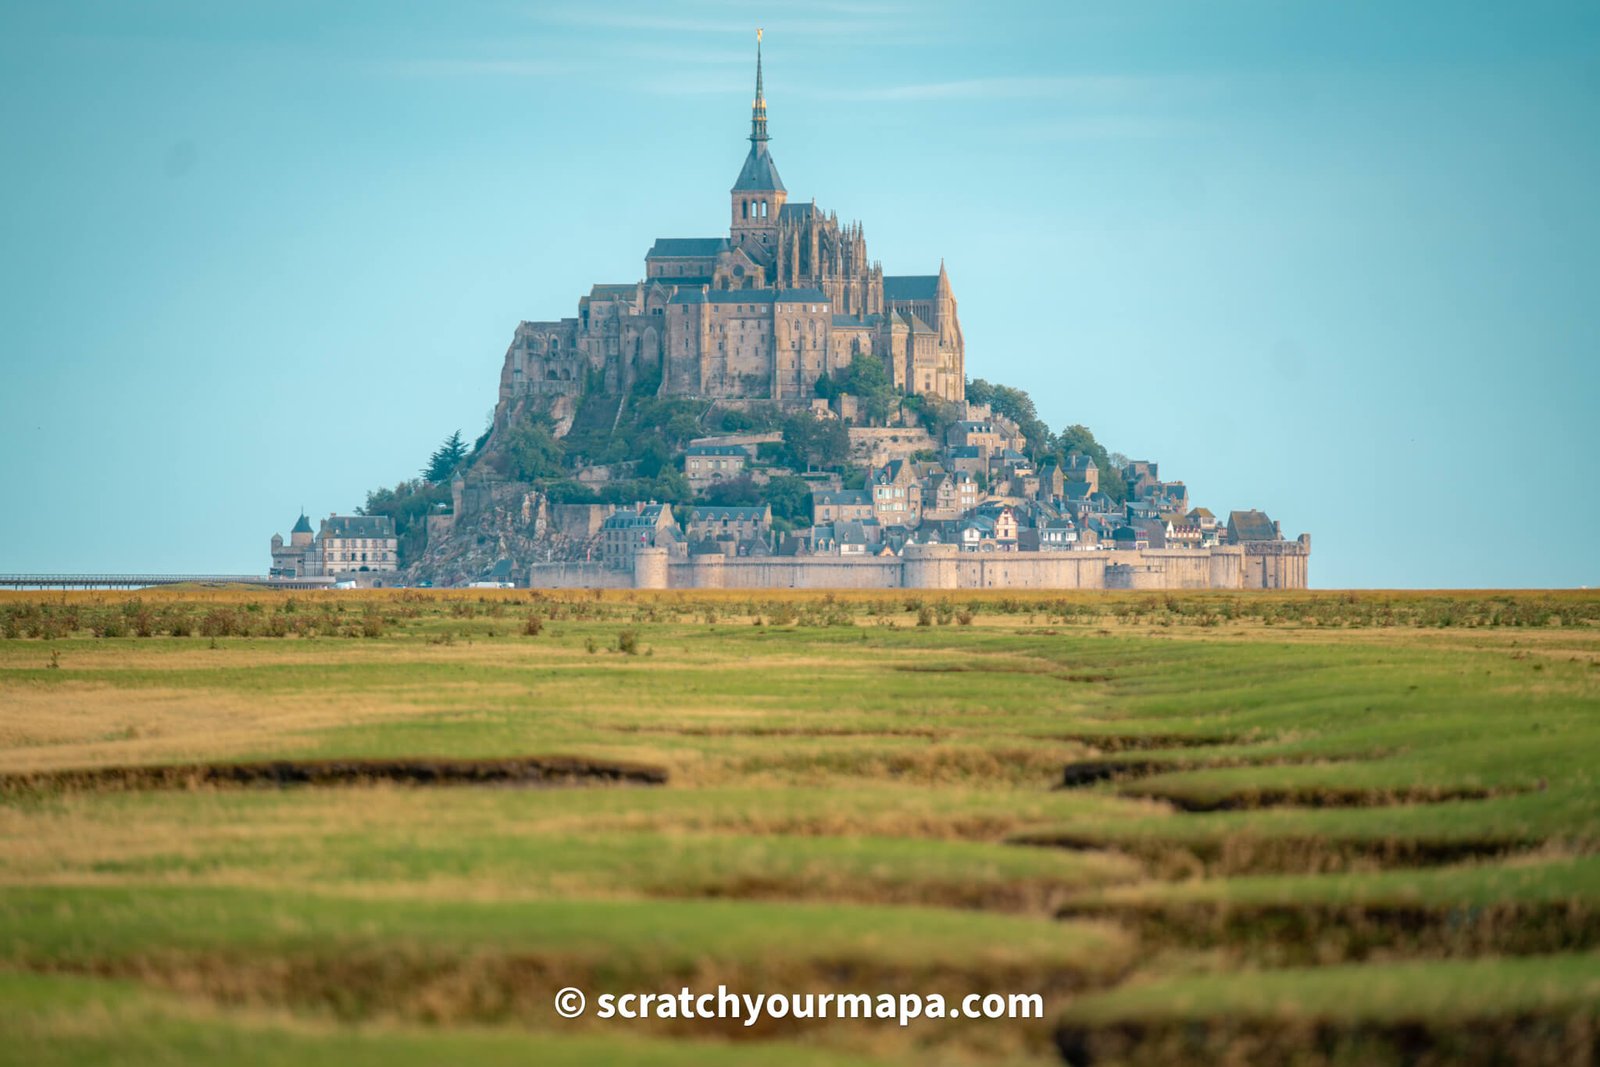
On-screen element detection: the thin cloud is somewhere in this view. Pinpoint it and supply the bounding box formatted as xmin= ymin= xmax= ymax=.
xmin=373 ymin=57 xmax=582 ymax=79
xmin=1031 ymin=116 xmax=1207 ymax=141
xmin=811 ymin=75 xmax=1200 ymax=103
xmin=524 ymin=6 xmax=909 ymax=39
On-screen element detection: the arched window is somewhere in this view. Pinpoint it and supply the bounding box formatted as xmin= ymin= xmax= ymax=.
xmin=742 ymin=201 xmax=749 ymax=219
xmin=760 ymin=201 xmax=768 ymax=218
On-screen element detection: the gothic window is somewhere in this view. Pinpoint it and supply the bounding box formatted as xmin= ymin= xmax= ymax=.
xmin=742 ymin=201 xmax=749 ymax=219
xmin=760 ymin=201 xmax=768 ymax=218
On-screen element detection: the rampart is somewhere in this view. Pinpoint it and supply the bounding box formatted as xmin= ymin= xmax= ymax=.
xmin=517 ymin=538 xmax=1312 ymax=591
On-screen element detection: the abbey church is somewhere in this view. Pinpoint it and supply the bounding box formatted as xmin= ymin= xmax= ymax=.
xmin=496 ymin=35 xmax=965 ymax=427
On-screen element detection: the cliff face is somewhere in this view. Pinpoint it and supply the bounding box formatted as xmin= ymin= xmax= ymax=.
xmin=405 ymin=480 xmax=599 ymax=587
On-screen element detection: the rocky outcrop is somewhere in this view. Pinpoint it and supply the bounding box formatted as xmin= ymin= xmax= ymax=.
xmin=406 ymin=477 xmax=600 ymax=586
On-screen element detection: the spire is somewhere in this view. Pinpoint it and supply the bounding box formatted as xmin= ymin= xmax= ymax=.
xmin=750 ymin=28 xmax=768 ymax=145
xmin=730 ymin=28 xmax=785 ymax=194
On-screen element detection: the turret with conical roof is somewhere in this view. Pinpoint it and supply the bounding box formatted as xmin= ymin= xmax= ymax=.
xmin=730 ymin=29 xmax=787 ymax=240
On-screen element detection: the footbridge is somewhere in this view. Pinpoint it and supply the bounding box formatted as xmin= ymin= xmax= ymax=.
xmin=0 ymin=574 xmax=337 ymax=590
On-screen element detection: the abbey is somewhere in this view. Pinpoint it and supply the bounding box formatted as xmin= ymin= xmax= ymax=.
xmin=495 ymin=37 xmax=965 ymax=428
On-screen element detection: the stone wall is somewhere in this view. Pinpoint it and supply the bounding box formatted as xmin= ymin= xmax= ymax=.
xmin=522 ymin=562 xmax=635 ymax=589
xmin=847 ymin=427 xmax=936 ymax=468
xmin=551 ymin=504 xmax=614 ymax=542
xmin=612 ymin=541 xmax=1311 ymax=593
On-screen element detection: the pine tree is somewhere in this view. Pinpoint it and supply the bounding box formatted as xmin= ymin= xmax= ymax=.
xmin=422 ymin=430 xmax=467 ymax=483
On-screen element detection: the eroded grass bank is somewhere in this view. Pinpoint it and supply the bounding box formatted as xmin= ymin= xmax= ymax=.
xmin=1 ymin=588 xmax=1597 ymax=1064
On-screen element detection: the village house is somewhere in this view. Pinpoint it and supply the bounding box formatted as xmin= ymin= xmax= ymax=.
xmin=811 ymin=488 xmax=873 ymax=525
xmin=946 ymin=445 xmax=986 ymax=478
xmin=1039 ymin=463 xmax=1066 ymax=502
xmin=683 ymin=444 xmax=751 ymax=487
xmin=1125 ymin=460 xmax=1161 ymax=500
xmin=600 ymin=502 xmax=677 ymax=570
xmin=318 ymin=515 xmax=400 ymax=573
xmin=809 ymin=518 xmax=878 ymax=556
xmin=1227 ymin=509 xmax=1282 ymax=544
xmin=1167 ymin=521 xmax=1203 ymax=547
xmin=1064 ymin=453 xmax=1099 ymax=493
xmin=1039 ymin=516 xmax=1079 ymax=550
xmin=686 ymin=504 xmax=773 ymax=546
xmin=271 ymin=513 xmax=398 ymax=579
xmin=869 ymin=459 xmax=922 ymax=527
xmin=922 ymin=470 xmax=980 ymax=520
xmin=945 ymin=420 xmax=1009 ymax=459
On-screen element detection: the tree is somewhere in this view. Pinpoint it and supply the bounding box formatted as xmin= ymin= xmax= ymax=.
xmin=966 ymin=378 xmax=1050 ymax=456
xmin=422 ymin=430 xmax=468 ymax=483
xmin=836 ymin=352 xmax=895 ymax=423
xmin=762 ymin=474 xmax=812 ymax=527
xmin=1052 ymin=423 xmax=1128 ymax=503
xmin=701 ymin=474 xmax=763 ymax=507
xmin=359 ymin=478 xmax=449 ymax=567
xmin=716 ymin=405 xmax=780 ymax=434
xmin=498 ymin=419 xmax=565 ymax=482
xmin=635 ymin=434 xmax=670 ymax=479
xmin=905 ymin=395 xmax=961 ymax=443
xmin=779 ymin=412 xmax=849 ymax=471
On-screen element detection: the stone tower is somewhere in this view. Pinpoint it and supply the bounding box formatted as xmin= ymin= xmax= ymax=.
xmin=729 ymin=30 xmax=786 ymax=252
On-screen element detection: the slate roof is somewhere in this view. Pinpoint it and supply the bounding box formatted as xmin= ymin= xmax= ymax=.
xmin=646 ymin=237 xmax=730 ymax=259
xmin=602 ymin=511 xmax=656 ymax=530
xmin=835 ymin=520 xmax=872 ymax=546
xmin=1228 ymin=509 xmax=1279 ymax=542
xmin=873 ymin=459 xmax=914 ymax=484
xmin=812 ymin=489 xmax=872 ymax=507
xmin=669 ymin=287 xmax=830 ymax=306
xmin=291 ymin=514 xmax=313 ymax=535
xmin=604 ymin=503 xmax=672 ymax=530
xmin=685 ymin=445 xmax=750 ymax=457
xmin=731 ymin=143 xmax=786 ymax=193
xmin=883 ymin=275 xmax=939 ymax=301
xmin=321 ymin=515 xmax=395 ymax=539
xmin=692 ymin=505 xmax=770 ymax=523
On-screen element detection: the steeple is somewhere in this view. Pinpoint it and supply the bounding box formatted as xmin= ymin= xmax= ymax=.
xmin=751 ymin=28 xmax=768 ymax=145
xmin=730 ymin=28 xmax=786 ymax=235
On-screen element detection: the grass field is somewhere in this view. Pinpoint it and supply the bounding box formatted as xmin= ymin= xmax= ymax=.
xmin=1 ymin=587 xmax=1597 ymax=1065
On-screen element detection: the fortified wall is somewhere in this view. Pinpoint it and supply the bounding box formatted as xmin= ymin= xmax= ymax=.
xmin=517 ymin=538 xmax=1311 ymax=591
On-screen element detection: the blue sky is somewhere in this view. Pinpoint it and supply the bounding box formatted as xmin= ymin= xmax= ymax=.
xmin=1 ymin=1 xmax=1596 ymax=587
